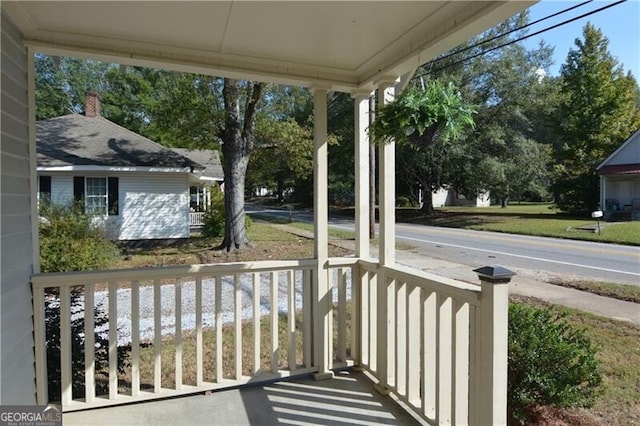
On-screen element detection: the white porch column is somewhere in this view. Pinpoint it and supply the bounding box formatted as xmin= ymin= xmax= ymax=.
xmin=374 ymin=80 xmax=396 ymax=394
xmin=352 ymin=91 xmax=372 ymax=368
xmin=353 ymin=91 xmax=372 ymax=258
xmin=378 ymin=82 xmax=396 ymax=266
xmin=312 ymin=87 xmax=332 ymax=379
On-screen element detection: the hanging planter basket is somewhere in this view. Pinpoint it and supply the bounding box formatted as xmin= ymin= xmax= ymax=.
xmin=369 ymin=80 xmax=475 ymax=148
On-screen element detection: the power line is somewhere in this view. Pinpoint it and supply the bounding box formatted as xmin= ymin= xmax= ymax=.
xmin=424 ymin=0 xmax=628 ymax=76
xmin=432 ymin=0 xmax=594 ymax=65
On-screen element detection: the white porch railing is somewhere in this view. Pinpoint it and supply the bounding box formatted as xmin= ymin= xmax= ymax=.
xmin=189 ymin=212 xmax=205 ymax=227
xmin=31 ymin=258 xmax=508 ymax=424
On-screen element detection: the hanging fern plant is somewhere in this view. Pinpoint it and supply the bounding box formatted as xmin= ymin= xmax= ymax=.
xmin=369 ymin=79 xmax=476 ymax=147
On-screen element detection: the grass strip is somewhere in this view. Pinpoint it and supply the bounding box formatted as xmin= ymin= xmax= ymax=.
xmin=547 ymin=279 xmax=640 ymax=304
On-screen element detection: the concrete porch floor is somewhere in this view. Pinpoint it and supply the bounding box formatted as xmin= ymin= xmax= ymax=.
xmin=63 ymin=370 xmax=421 ymax=425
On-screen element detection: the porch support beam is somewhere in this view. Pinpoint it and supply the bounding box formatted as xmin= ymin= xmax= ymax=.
xmin=374 ymin=79 xmax=396 ymax=395
xmin=312 ymin=87 xmax=332 ymax=380
xmin=378 ymin=81 xmax=396 ymax=266
xmin=353 ymin=91 xmax=373 ymax=259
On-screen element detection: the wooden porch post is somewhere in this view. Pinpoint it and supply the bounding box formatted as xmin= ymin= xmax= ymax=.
xmin=312 ymin=87 xmax=332 ymax=380
xmin=354 ymin=91 xmax=372 ymax=259
xmin=470 ymin=266 xmax=513 ymax=426
xmin=352 ymin=91 xmax=372 ymax=367
xmin=374 ymin=80 xmax=396 ymax=394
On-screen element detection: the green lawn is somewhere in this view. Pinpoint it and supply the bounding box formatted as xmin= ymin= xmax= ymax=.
xmin=395 ymin=203 xmax=640 ymax=246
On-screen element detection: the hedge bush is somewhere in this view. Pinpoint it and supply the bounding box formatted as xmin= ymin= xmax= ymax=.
xmin=202 ymin=184 xmax=252 ymax=239
xmin=508 ymin=303 xmax=602 ymax=423
xmin=202 ymin=185 xmax=225 ymax=238
xmin=39 ymin=203 xmax=120 ymax=273
xmin=39 ymin=203 xmax=122 ymax=401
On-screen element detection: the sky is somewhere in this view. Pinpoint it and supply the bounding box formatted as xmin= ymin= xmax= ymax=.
xmin=521 ymin=0 xmax=639 ymax=81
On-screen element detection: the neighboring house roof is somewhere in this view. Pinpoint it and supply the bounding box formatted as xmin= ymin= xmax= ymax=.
xmin=172 ymin=148 xmax=224 ymax=181
xmin=597 ymin=129 xmax=640 ymax=175
xmin=36 ymin=113 xmax=204 ymax=172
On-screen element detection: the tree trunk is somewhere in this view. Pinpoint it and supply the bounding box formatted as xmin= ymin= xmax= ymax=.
xmin=501 ymin=196 xmax=510 ymax=208
xmin=218 ymin=78 xmax=263 ymax=251
xmin=420 ymin=190 xmax=435 ymax=214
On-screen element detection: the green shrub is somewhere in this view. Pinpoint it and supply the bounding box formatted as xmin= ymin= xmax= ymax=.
xmin=508 ymin=303 xmax=602 ymax=423
xmin=202 ymin=184 xmax=225 ymax=238
xmin=202 ymin=184 xmax=252 ymax=239
xmin=396 ymin=196 xmax=415 ymax=207
xmin=39 ymin=203 xmax=120 ymax=273
xmin=39 ymin=203 xmax=122 ymax=401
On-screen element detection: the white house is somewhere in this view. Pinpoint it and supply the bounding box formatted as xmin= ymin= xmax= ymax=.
xmin=597 ymin=129 xmax=640 ymax=220
xmin=173 ymin=148 xmax=224 ymax=213
xmin=432 ymin=188 xmax=491 ymax=208
xmin=1 ymin=2 xmax=532 ymax=423
xmin=37 ymin=94 xmax=224 ymax=240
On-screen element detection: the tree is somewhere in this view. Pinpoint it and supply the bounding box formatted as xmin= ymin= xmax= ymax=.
xmin=412 ymin=12 xmax=557 ymax=208
xmin=553 ymin=23 xmax=640 ymax=214
xmin=248 ymin=118 xmax=313 ymax=201
xmin=220 ymin=79 xmax=264 ymax=251
xmin=34 ymin=55 xmax=113 ymax=120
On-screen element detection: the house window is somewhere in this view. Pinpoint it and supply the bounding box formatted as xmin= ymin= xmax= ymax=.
xmin=86 ymin=177 xmax=108 ymax=215
xmin=74 ymin=176 xmax=119 ymax=215
xmin=38 ymin=176 xmax=52 ymax=207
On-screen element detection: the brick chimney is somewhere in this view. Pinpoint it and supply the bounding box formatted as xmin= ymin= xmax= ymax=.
xmin=85 ymin=92 xmax=101 ymax=117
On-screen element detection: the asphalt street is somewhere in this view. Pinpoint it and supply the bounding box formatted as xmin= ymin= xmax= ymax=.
xmin=246 ymin=204 xmax=640 ymax=287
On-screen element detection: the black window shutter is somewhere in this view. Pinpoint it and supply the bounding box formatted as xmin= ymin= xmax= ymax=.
xmin=108 ymin=177 xmax=119 ymax=215
xmin=73 ymin=176 xmax=85 ymax=212
xmin=39 ymin=176 xmax=51 ymax=205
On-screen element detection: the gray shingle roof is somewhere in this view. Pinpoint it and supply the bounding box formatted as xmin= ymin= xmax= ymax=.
xmin=36 ymin=114 xmax=203 ymax=170
xmin=172 ymin=148 xmax=224 ymax=181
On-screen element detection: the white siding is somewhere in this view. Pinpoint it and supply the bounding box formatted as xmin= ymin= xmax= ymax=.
xmin=40 ymin=173 xmax=190 ymax=240
xmin=0 ymin=11 xmax=36 ymax=404
xmin=431 ymin=188 xmax=490 ymax=208
xmin=120 ymin=174 xmax=189 ymax=240
xmin=603 ymin=131 xmax=640 ymax=167
xmin=432 ymin=188 xmax=451 ymax=208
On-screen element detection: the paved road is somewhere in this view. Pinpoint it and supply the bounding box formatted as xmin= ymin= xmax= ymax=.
xmin=246 ymin=204 xmax=640 ymax=286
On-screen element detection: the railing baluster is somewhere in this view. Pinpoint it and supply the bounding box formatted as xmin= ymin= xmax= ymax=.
xmin=108 ymin=281 xmax=118 ymax=399
xmin=453 ymin=300 xmax=470 ymax=425
xmin=84 ymin=283 xmax=95 ymax=403
xmin=215 ymin=275 xmax=222 ymax=383
xmin=175 ymin=278 xmax=183 ymax=390
xmin=436 ymin=295 xmax=453 ymax=424
xmin=287 ymin=270 xmax=296 ymax=371
xmin=253 ymin=273 xmax=261 ymax=375
xmin=359 ymin=269 xmax=369 ymax=367
xmin=337 ymin=268 xmax=347 ymax=362
xmin=270 ymin=271 xmax=278 ymax=373
xmin=131 ymin=280 xmax=140 ymax=396
xmin=154 ymin=279 xmax=162 ymax=392
xmin=195 ymin=277 xmax=203 ymax=386
xmin=327 ymin=270 xmax=334 ymax=369
xmin=406 ymin=283 xmax=420 ymax=406
xmin=468 ymin=305 xmax=479 ymax=423
xmin=60 ymin=286 xmax=72 ymax=406
xmin=369 ymin=270 xmax=378 ymax=372
xmin=422 ymin=290 xmax=437 ymax=419
xmin=33 ymin=286 xmax=48 ymax=405
xmin=302 ymin=269 xmax=312 ymax=368
xmin=351 ymin=266 xmax=360 ymax=365
xmin=396 ymin=279 xmax=407 ymax=395
xmin=234 ymin=274 xmax=242 ymax=380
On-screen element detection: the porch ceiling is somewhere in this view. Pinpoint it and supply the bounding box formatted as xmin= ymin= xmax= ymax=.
xmin=2 ymin=1 xmax=533 ymax=92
